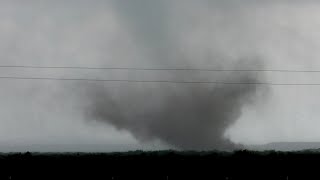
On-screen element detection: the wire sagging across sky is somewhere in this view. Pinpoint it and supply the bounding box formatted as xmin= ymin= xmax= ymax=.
xmin=1 ymin=65 xmax=320 ymax=73
xmin=0 ymin=76 xmax=319 ymax=86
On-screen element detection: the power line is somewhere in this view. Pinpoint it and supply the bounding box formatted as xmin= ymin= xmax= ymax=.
xmin=0 ymin=76 xmax=319 ymax=86
xmin=0 ymin=65 xmax=320 ymax=73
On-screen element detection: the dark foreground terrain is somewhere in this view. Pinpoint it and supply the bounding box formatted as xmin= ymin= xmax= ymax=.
xmin=0 ymin=150 xmax=320 ymax=179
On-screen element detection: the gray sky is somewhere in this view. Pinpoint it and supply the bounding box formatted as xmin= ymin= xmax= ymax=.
xmin=0 ymin=0 xmax=320 ymax=151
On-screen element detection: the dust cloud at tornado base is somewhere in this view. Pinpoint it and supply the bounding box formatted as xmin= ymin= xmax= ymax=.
xmin=84 ymin=72 xmax=265 ymax=150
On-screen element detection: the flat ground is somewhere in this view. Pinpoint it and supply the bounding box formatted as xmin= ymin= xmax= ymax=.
xmin=0 ymin=150 xmax=318 ymax=179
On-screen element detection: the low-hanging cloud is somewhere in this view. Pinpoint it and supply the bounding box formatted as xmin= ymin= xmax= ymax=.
xmin=86 ymin=72 xmax=264 ymax=150
xmin=84 ymin=0 xmax=268 ymax=150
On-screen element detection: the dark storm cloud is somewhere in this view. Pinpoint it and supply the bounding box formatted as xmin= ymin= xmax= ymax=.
xmin=86 ymin=73 xmax=263 ymax=150
xmin=82 ymin=0 xmax=268 ymax=150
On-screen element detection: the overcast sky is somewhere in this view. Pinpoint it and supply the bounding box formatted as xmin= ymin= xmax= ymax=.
xmin=0 ymin=0 xmax=320 ymax=151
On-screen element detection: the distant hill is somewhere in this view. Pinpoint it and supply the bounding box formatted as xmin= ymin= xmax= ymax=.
xmin=246 ymin=142 xmax=320 ymax=151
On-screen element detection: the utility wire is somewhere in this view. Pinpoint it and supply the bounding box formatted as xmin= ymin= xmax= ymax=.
xmin=0 ymin=76 xmax=319 ymax=86
xmin=0 ymin=65 xmax=320 ymax=72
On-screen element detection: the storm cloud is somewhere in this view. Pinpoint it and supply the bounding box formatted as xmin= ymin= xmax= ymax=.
xmin=84 ymin=0 xmax=267 ymax=150
xmin=86 ymin=74 xmax=264 ymax=150
xmin=1 ymin=1 xmax=320 ymax=151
